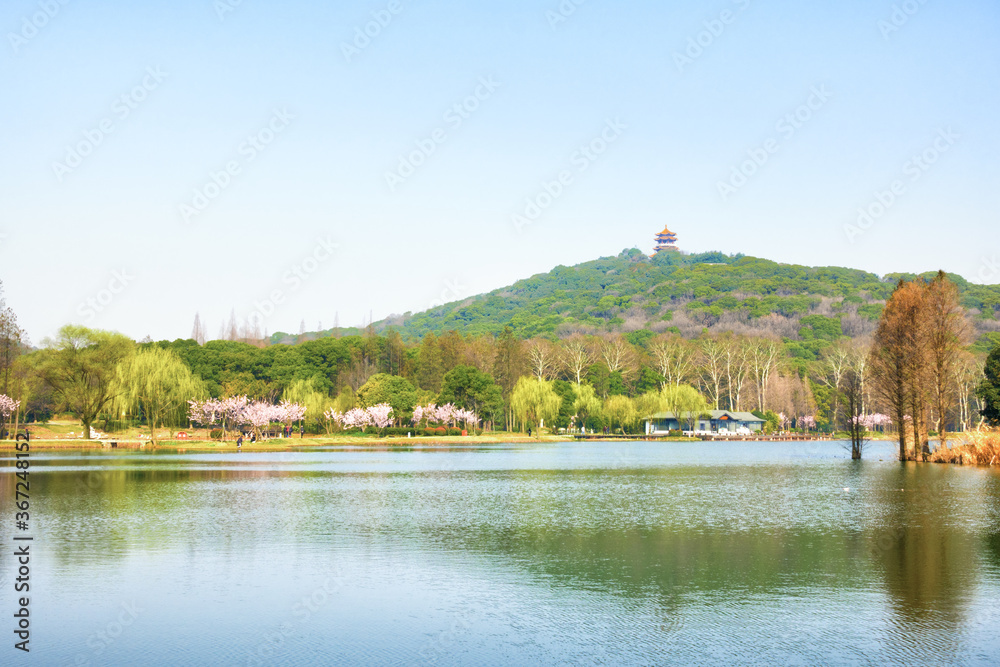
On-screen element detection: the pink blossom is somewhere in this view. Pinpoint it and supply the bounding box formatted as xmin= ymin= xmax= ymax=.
xmin=341 ymin=408 xmax=372 ymax=430
xmin=0 ymin=394 xmax=20 ymax=419
xmin=851 ymin=413 xmax=893 ymax=430
xmin=366 ymin=403 xmax=394 ymax=429
xmin=279 ymin=400 xmax=307 ymax=423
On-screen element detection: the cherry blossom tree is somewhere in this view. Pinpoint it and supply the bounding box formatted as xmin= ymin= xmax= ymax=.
xmin=366 ymin=403 xmax=394 ymax=434
xmin=341 ymin=407 xmax=372 ymax=431
xmin=0 ymin=393 xmax=20 ymax=436
xmin=323 ymin=408 xmax=343 ymax=434
xmin=189 ymin=396 xmax=307 ymax=440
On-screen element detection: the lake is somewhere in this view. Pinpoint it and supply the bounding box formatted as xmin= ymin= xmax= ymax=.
xmin=2 ymin=440 xmax=999 ymax=665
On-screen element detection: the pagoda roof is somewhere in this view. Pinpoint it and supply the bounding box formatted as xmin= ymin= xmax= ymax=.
xmin=658 ymin=225 xmax=674 ymax=235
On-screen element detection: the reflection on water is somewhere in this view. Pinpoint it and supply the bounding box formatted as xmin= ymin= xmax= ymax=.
xmin=1 ymin=441 xmax=999 ymax=665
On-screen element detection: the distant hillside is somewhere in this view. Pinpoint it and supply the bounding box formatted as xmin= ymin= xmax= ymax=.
xmin=276 ymin=249 xmax=1000 ymax=355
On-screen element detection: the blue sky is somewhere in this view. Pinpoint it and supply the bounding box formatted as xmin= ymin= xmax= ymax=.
xmin=2 ymin=0 xmax=998 ymax=343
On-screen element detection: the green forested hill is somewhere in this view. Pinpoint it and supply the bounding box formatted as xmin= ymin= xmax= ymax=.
xmin=359 ymin=249 xmax=1000 ymax=350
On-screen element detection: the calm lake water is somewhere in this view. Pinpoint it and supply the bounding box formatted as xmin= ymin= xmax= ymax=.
xmin=2 ymin=440 xmax=999 ymax=666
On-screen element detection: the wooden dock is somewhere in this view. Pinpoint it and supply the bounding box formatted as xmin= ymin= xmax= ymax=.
xmin=572 ymin=433 xmax=834 ymax=442
xmin=99 ymin=440 xmax=150 ymax=449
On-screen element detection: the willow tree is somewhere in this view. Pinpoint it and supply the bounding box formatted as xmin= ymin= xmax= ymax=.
xmin=39 ymin=326 xmax=134 ymax=439
xmin=510 ymin=376 xmax=560 ymax=433
xmin=116 ymin=346 xmax=206 ymax=444
xmin=572 ymin=383 xmax=602 ymax=430
xmin=282 ymin=377 xmax=328 ymax=431
xmin=661 ymin=384 xmax=711 ymax=431
xmin=603 ymin=395 xmax=638 ymax=434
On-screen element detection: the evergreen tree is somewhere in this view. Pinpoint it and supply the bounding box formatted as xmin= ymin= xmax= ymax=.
xmin=978 ymin=343 xmax=1000 ymax=425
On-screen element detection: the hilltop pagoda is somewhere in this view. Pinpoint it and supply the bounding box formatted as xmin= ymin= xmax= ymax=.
xmin=653 ymin=225 xmax=678 ymax=254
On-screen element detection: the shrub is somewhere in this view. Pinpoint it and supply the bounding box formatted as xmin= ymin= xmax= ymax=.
xmin=435 ymin=426 xmax=447 ymax=435
xmin=210 ymin=429 xmax=223 ymax=441
xmin=447 ymin=427 xmax=462 ymax=436
xmin=424 ymin=428 xmax=437 ymax=437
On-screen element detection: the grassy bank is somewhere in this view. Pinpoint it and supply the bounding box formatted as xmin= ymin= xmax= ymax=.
xmin=0 ymin=432 xmax=712 ymax=451
xmin=0 ymin=433 xmax=575 ymax=451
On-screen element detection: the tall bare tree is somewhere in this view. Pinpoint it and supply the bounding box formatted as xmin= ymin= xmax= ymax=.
xmin=527 ymin=339 xmax=557 ymax=380
xmin=599 ymin=334 xmax=636 ymax=380
xmin=721 ymin=334 xmax=751 ymax=411
xmin=698 ymin=336 xmax=726 ymax=410
xmin=870 ymin=279 xmax=930 ymax=461
xmin=649 ymin=334 xmax=696 ymax=390
xmin=925 ymin=271 xmax=971 ymax=449
xmin=190 ymin=312 xmax=206 ymax=345
xmin=955 ymin=350 xmax=985 ymax=431
xmin=821 ymin=341 xmax=852 ymax=430
xmin=749 ymin=337 xmax=781 ymax=412
xmin=561 ymin=335 xmax=593 ymax=385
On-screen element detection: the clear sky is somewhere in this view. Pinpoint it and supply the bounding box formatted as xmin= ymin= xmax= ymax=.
xmin=2 ymin=0 xmax=998 ymax=344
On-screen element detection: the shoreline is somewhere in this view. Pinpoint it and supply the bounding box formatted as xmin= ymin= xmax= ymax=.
xmin=0 ymin=433 xmax=820 ymax=451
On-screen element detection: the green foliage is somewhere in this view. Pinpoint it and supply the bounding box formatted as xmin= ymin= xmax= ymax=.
xmin=978 ymin=342 xmax=1000 ymax=425
xmin=37 ymin=325 xmax=135 ymax=439
xmin=624 ymin=330 xmax=654 ymax=349
xmin=438 ymin=365 xmax=504 ymax=427
xmin=660 ymin=384 xmax=710 ymax=430
xmin=798 ymin=315 xmax=843 ymax=341
xmin=282 ymin=377 xmax=328 ymax=429
xmin=115 ymin=346 xmax=206 ymax=442
xmin=357 ymin=373 xmax=418 ymax=423
xmin=383 ymin=253 xmax=976 ymax=340
xmin=603 ymin=394 xmax=637 ymax=432
xmin=972 ymin=332 xmax=1000 ymax=356
xmin=760 ymin=410 xmax=781 ymax=434
xmin=572 ymin=383 xmax=602 ymax=427
xmin=857 ymin=303 xmax=884 ymax=321
xmin=550 ymin=379 xmax=576 ymax=429
xmin=510 ymin=377 xmax=561 ymax=432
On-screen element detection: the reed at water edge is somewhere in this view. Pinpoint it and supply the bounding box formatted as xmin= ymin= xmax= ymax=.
xmin=929 ymin=428 xmax=1000 ymax=466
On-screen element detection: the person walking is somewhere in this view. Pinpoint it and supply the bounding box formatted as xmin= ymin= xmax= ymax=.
xmin=237 ymin=434 xmax=243 ymax=450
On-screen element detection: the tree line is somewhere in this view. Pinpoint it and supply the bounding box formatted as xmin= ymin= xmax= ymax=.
xmin=1 ymin=273 xmax=999 ymax=444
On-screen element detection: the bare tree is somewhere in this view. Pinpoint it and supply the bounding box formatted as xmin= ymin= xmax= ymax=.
xmin=749 ymin=337 xmax=781 ymax=412
xmin=191 ymin=312 xmax=206 ymax=345
xmin=0 ymin=305 xmax=25 ymax=396
xmin=844 ymin=369 xmax=867 ymax=460
xmin=870 ymin=279 xmax=929 ymax=461
xmin=925 ymin=271 xmax=971 ymax=449
xmin=848 ymin=339 xmax=871 ymax=417
xmin=722 ymin=334 xmax=751 ymax=411
xmin=527 ymin=339 xmax=556 ymax=380
xmin=561 ymin=335 xmax=593 ymax=385
xmin=599 ymin=334 xmax=636 ymax=380
xmin=463 ymin=335 xmax=496 ymax=374
xmin=821 ymin=341 xmax=852 ymax=430
xmin=649 ymin=334 xmax=696 ymax=389
xmin=698 ymin=336 xmax=726 ymax=410
xmin=955 ymin=351 xmax=985 ymax=431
